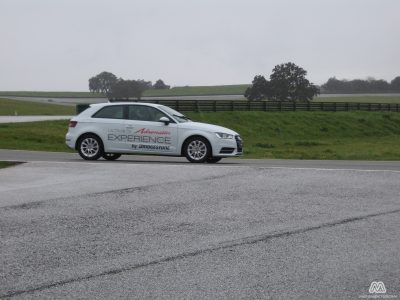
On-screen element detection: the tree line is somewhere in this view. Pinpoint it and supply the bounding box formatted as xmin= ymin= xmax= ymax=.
xmin=244 ymin=62 xmax=400 ymax=101
xmin=89 ymin=72 xmax=170 ymax=99
xmin=89 ymin=65 xmax=400 ymax=102
xmin=320 ymin=77 xmax=400 ymax=94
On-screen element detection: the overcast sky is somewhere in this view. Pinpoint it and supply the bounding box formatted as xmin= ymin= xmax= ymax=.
xmin=0 ymin=0 xmax=399 ymax=91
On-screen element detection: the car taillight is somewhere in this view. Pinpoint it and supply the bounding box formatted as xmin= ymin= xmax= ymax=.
xmin=69 ymin=121 xmax=78 ymax=128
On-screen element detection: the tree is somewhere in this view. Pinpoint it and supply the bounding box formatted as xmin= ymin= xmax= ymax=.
xmin=88 ymin=76 xmax=101 ymax=93
xmin=244 ymin=62 xmax=319 ymax=101
xmin=88 ymin=71 xmax=118 ymax=95
xmin=108 ymin=79 xmax=150 ymax=100
xmin=369 ymin=79 xmax=390 ymax=92
xmin=391 ymin=76 xmax=400 ymax=91
xmin=244 ymin=75 xmax=271 ymax=101
xmin=153 ymin=79 xmax=170 ymax=89
xmin=320 ymin=77 xmax=345 ymax=93
xmin=269 ymin=62 xmax=319 ymax=102
xmin=137 ymin=79 xmax=153 ymax=90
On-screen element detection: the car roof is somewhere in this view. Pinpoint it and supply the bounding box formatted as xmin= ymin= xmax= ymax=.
xmin=91 ymin=102 xmax=161 ymax=108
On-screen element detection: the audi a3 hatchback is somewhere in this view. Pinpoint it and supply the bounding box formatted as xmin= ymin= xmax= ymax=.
xmin=66 ymin=102 xmax=243 ymax=163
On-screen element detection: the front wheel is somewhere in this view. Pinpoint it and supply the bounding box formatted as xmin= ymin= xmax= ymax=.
xmin=102 ymin=153 xmax=121 ymax=161
xmin=78 ymin=134 xmax=103 ymax=160
xmin=184 ymin=136 xmax=211 ymax=163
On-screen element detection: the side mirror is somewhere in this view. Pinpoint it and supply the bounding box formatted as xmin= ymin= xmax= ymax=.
xmin=159 ymin=116 xmax=170 ymax=125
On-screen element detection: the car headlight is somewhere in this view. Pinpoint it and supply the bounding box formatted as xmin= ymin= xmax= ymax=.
xmin=215 ymin=132 xmax=234 ymax=139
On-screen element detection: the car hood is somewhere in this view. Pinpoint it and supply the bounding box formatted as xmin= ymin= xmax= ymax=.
xmin=178 ymin=121 xmax=238 ymax=135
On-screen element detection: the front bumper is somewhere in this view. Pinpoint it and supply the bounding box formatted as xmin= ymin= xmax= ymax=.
xmin=213 ymin=135 xmax=243 ymax=157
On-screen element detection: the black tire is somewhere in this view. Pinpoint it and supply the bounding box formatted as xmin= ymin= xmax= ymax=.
xmin=207 ymin=157 xmax=222 ymax=163
xmin=102 ymin=153 xmax=122 ymax=161
xmin=184 ymin=136 xmax=211 ymax=163
xmin=77 ymin=134 xmax=103 ymax=160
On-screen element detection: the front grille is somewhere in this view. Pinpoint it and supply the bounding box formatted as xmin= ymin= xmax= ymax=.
xmin=235 ymin=135 xmax=243 ymax=153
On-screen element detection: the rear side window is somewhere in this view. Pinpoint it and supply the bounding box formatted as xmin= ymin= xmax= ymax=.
xmin=92 ymin=106 xmax=124 ymax=119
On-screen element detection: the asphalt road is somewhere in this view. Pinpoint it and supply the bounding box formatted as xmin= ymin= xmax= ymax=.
xmin=1 ymin=149 xmax=400 ymax=171
xmin=0 ymin=116 xmax=73 ymax=124
xmin=1 ymin=152 xmax=400 ymax=299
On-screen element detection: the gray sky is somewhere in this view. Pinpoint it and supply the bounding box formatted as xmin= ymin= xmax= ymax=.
xmin=1 ymin=0 xmax=399 ymax=91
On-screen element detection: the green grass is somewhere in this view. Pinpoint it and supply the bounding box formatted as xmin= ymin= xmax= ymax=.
xmin=185 ymin=111 xmax=400 ymax=160
xmin=316 ymin=95 xmax=400 ymax=103
xmin=0 ymin=98 xmax=75 ymax=116
xmin=0 ymin=161 xmax=17 ymax=169
xmin=1 ymin=111 xmax=400 ymax=160
xmin=0 ymin=120 xmax=72 ymax=152
xmin=144 ymin=85 xmax=250 ymax=97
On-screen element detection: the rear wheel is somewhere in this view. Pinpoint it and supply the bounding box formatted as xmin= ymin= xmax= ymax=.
xmin=78 ymin=134 xmax=103 ymax=160
xmin=102 ymin=153 xmax=121 ymax=161
xmin=207 ymin=157 xmax=222 ymax=163
xmin=184 ymin=136 xmax=211 ymax=163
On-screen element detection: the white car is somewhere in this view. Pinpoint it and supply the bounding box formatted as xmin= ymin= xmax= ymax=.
xmin=66 ymin=102 xmax=243 ymax=163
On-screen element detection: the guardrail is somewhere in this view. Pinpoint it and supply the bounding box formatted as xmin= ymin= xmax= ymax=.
xmin=76 ymin=100 xmax=400 ymax=114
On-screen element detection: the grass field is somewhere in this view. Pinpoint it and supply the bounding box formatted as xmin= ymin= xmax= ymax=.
xmin=187 ymin=111 xmax=400 ymax=160
xmin=0 ymin=120 xmax=71 ymax=152
xmin=0 ymin=161 xmax=21 ymax=169
xmin=1 ymin=111 xmax=399 ymax=160
xmin=0 ymin=98 xmax=75 ymax=115
xmin=316 ymin=95 xmax=400 ymax=103
xmin=145 ymin=85 xmax=250 ymax=96
xmin=0 ymin=85 xmax=249 ymax=98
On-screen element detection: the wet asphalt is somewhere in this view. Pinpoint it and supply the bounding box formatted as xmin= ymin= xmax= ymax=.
xmin=1 ymin=157 xmax=400 ymax=299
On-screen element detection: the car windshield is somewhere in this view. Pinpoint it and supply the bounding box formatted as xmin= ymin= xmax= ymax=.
xmin=157 ymin=105 xmax=191 ymax=123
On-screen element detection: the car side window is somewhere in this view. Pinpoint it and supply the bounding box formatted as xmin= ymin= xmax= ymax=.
xmin=128 ymin=105 xmax=168 ymax=122
xmin=92 ymin=106 xmax=124 ymax=119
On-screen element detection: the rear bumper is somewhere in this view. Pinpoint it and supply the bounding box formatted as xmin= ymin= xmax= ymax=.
xmin=65 ymin=133 xmax=76 ymax=149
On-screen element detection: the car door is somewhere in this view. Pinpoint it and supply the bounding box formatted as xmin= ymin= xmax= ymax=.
xmin=124 ymin=105 xmax=179 ymax=155
xmin=90 ymin=105 xmax=128 ymax=152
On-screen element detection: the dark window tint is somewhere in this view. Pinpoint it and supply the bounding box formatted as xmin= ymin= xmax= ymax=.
xmin=128 ymin=105 xmax=168 ymax=122
xmin=92 ymin=106 xmax=124 ymax=119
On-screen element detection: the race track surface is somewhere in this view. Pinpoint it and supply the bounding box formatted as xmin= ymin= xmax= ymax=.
xmin=1 ymin=150 xmax=400 ymax=299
